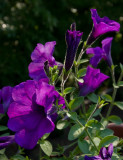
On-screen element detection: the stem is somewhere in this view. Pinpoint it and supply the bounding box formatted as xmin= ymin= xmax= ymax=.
xmin=106 ymin=67 xmax=123 ymax=118
xmin=63 ymin=141 xmax=77 ymax=151
xmin=76 ymin=119 xmax=99 ymax=152
xmin=85 ymin=128 xmax=99 ymax=152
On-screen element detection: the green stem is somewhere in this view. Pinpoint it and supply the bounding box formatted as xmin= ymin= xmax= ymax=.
xmin=85 ymin=127 xmax=99 ymax=152
xmin=76 ymin=119 xmax=99 ymax=152
xmin=106 ymin=67 xmax=123 ymax=118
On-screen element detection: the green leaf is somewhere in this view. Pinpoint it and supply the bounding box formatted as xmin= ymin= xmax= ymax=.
xmin=120 ymin=63 xmax=123 ymax=71
xmin=56 ymin=120 xmax=69 ymax=130
xmin=78 ymin=59 xmax=89 ymax=65
xmin=0 ymin=126 xmax=8 ymax=131
xmin=114 ymin=101 xmax=123 ymax=110
xmin=69 ymin=96 xmax=84 ymax=110
xmin=68 ymin=124 xmax=84 ymax=141
xmin=0 ymin=155 xmax=8 ymax=160
xmin=117 ymin=81 xmax=123 ymax=87
xmin=78 ymin=139 xmax=90 ymax=154
xmin=87 ymin=93 xmax=99 ymax=103
xmin=98 ymin=128 xmax=114 ymax=138
xmin=42 ymin=133 xmax=50 ymax=140
xmin=101 ymin=94 xmax=112 ymax=102
xmin=40 ymin=140 xmax=53 ymax=156
xmin=99 ymin=136 xmax=119 ymax=149
xmin=86 ymin=119 xmax=103 ymax=129
xmin=75 ymin=77 xmax=84 ymax=83
xmin=107 ymin=115 xmax=122 ymax=124
xmin=63 ymin=87 xmax=75 ymax=95
xmin=77 ymin=68 xmax=87 ymax=78
xmin=66 ymin=112 xmax=77 ymax=120
xmin=93 ymin=137 xmax=101 ymax=146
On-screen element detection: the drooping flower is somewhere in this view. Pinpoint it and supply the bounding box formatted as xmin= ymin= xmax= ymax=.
xmin=65 ymin=23 xmax=83 ymax=71
xmin=79 ymin=66 xmax=109 ymax=96
xmin=28 ymin=41 xmax=62 ymax=82
xmin=86 ymin=37 xmax=113 ymax=67
xmin=84 ymin=143 xmax=113 ymax=160
xmin=0 ymin=135 xmax=15 ymax=150
xmin=7 ymin=80 xmax=65 ymax=149
xmin=0 ymin=86 xmax=13 ymax=114
xmin=87 ymin=9 xmax=120 ymax=45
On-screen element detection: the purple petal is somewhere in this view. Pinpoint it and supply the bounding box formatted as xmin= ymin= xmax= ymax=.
xmin=65 ymin=25 xmax=83 ymax=71
xmin=79 ymin=66 xmax=109 ymax=96
xmin=99 ymin=147 xmax=108 ymax=159
xmin=102 ymin=37 xmax=113 ymax=66
xmin=108 ymin=143 xmax=113 ymax=158
xmin=86 ymin=47 xmax=103 ymax=67
xmin=28 ymin=62 xmax=49 ymax=81
xmin=15 ymin=117 xmax=54 ymax=149
xmin=0 ymin=135 xmax=15 ymax=150
xmin=87 ymin=9 xmax=120 ymax=45
xmin=84 ymin=155 xmax=102 ymax=160
xmin=7 ymin=102 xmax=32 ymax=119
xmin=12 ymin=82 xmax=31 ymax=106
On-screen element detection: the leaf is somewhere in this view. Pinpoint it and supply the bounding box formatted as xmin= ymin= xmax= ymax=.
xmin=114 ymin=101 xmax=123 ymax=110
xmin=69 ymin=97 xmax=84 ymax=110
xmin=78 ymin=139 xmax=90 ymax=154
xmin=78 ymin=59 xmax=89 ymax=65
xmin=87 ymin=93 xmax=99 ymax=103
xmin=86 ymin=119 xmax=103 ymax=129
xmin=107 ymin=115 xmax=122 ymax=124
xmin=66 ymin=112 xmax=77 ymax=120
xmin=101 ymin=94 xmax=112 ymax=102
xmin=99 ymin=136 xmax=119 ymax=149
xmin=93 ymin=137 xmax=101 ymax=146
xmin=0 ymin=126 xmax=8 ymax=131
xmin=42 ymin=133 xmax=50 ymax=140
xmin=0 ymin=155 xmax=8 ymax=160
xmin=63 ymin=87 xmax=75 ymax=95
xmin=77 ymin=68 xmax=87 ymax=78
xmin=75 ymin=77 xmax=84 ymax=83
xmin=98 ymin=128 xmax=114 ymax=138
xmin=40 ymin=140 xmax=53 ymax=156
xmin=56 ymin=120 xmax=69 ymax=130
xmin=120 ymin=63 xmax=123 ymax=71
xmin=68 ymin=124 xmax=84 ymax=141
xmin=117 ymin=81 xmax=123 ymax=87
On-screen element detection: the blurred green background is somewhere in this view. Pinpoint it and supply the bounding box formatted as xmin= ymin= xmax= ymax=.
xmin=0 ymin=0 xmax=123 ymax=87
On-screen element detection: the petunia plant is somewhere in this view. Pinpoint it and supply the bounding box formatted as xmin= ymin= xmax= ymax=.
xmin=0 ymin=9 xmax=123 ymax=160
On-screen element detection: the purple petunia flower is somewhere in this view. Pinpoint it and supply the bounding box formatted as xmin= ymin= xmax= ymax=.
xmin=0 ymin=135 xmax=15 ymax=150
xmin=7 ymin=80 xmax=65 ymax=149
xmin=65 ymin=23 xmax=83 ymax=71
xmin=84 ymin=143 xmax=113 ymax=160
xmin=79 ymin=66 xmax=109 ymax=96
xmin=87 ymin=9 xmax=120 ymax=45
xmin=86 ymin=37 xmax=113 ymax=67
xmin=28 ymin=41 xmax=62 ymax=82
xmin=0 ymin=86 xmax=13 ymax=114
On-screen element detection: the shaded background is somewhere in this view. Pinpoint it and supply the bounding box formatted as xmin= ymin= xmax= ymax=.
xmin=0 ymin=0 xmax=123 ymax=87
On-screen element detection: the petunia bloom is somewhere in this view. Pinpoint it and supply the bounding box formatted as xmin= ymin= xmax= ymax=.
xmin=0 ymin=86 xmax=13 ymax=114
xmin=7 ymin=80 xmax=65 ymax=149
xmin=87 ymin=9 xmax=120 ymax=45
xmin=79 ymin=66 xmax=109 ymax=96
xmin=0 ymin=135 xmax=15 ymax=150
xmin=84 ymin=143 xmax=113 ymax=160
xmin=86 ymin=37 xmax=113 ymax=67
xmin=28 ymin=41 xmax=62 ymax=82
xmin=65 ymin=23 xmax=83 ymax=71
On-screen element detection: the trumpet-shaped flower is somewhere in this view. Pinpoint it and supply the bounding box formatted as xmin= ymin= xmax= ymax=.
xmin=0 ymin=86 xmax=13 ymax=114
xmin=79 ymin=66 xmax=109 ymax=96
xmin=84 ymin=143 xmax=113 ymax=160
xmin=28 ymin=42 xmax=62 ymax=82
xmin=86 ymin=37 xmax=113 ymax=67
xmin=87 ymin=9 xmax=120 ymax=45
xmin=7 ymin=80 xmax=65 ymax=149
xmin=65 ymin=23 xmax=83 ymax=71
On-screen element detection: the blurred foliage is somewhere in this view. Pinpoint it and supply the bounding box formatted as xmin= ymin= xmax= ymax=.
xmin=0 ymin=0 xmax=123 ymax=87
